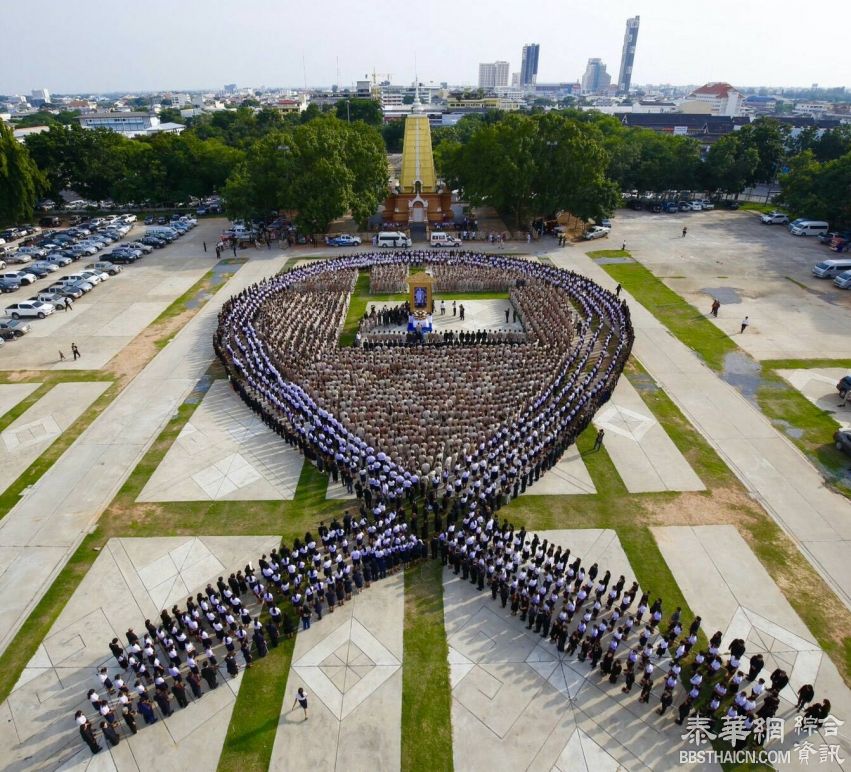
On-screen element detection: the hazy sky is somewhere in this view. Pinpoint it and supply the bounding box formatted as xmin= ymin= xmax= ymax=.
xmin=2 ymin=0 xmax=849 ymax=94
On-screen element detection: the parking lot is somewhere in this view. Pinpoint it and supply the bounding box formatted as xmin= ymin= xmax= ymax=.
xmin=0 ymin=218 xmax=227 ymax=370
xmin=609 ymin=208 xmax=851 ymax=360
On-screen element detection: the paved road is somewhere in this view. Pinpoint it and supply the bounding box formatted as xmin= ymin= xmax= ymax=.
xmin=555 ymin=246 xmax=851 ymax=611
xmin=0 ymin=249 xmax=290 ymax=656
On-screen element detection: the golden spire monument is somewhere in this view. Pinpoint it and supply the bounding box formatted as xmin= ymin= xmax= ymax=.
xmin=384 ymin=83 xmax=452 ymax=226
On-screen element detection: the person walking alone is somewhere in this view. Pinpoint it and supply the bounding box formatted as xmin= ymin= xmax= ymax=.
xmin=711 ymin=299 xmax=720 ymax=318
xmin=740 ymin=316 xmax=750 ymax=334
xmin=594 ymin=428 xmax=605 ymax=451
xmin=71 ymin=342 xmax=80 ymax=360
xmin=682 ymin=226 xmax=688 ymax=238
xmin=293 ymin=687 xmax=309 ymax=720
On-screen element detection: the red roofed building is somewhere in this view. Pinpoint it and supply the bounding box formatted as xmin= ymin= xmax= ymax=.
xmin=679 ymin=82 xmax=744 ymax=116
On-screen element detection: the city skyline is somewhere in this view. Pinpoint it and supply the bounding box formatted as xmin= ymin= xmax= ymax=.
xmin=1 ymin=0 xmax=850 ymax=93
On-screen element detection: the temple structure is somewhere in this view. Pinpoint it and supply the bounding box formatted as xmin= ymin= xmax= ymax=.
xmin=383 ymin=91 xmax=452 ymax=226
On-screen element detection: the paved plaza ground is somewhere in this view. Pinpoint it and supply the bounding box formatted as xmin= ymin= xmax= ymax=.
xmin=0 ymin=217 xmax=848 ymax=771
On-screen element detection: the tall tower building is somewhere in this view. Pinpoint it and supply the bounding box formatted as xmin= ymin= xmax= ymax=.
xmin=581 ymin=59 xmax=611 ymax=94
xmin=520 ymin=44 xmax=540 ymax=86
xmin=478 ymin=61 xmax=510 ymax=89
xmin=617 ymin=16 xmax=640 ymax=95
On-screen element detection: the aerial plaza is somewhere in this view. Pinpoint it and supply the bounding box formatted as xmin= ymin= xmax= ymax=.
xmin=0 ymin=93 xmax=848 ymax=772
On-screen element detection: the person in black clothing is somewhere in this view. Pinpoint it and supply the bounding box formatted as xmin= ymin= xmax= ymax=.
xmin=100 ymin=720 xmax=120 ymax=747
xmin=796 ymin=683 xmax=815 ymax=711
xmin=80 ymin=721 xmax=101 ymax=754
xmin=154 ymin=690 xmax=173 ymax=717
xmin=172 ymin=680 xmax=189 ymax=708
xmin=122 ymin=705 xmax=138 ymax=734
xmin=201 ymin=661 xmax=218 ymax=690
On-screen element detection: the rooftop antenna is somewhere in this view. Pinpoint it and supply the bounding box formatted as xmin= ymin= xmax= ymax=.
xmin=302 ymin=54 xmax=307 ymax=91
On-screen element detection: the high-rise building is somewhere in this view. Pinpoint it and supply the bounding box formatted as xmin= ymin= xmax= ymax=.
xmin=478 ymin=61 xmax=510 ymax=89
xmin=581 ymin=59 xmax=611 ymax=94
xmin=617 ymin=16 xmax=640 ymax=95
xmin=224 ymin=83 xmax=237 ymax=94
xmin=520 ymin=44 xmax=540 ymax=86
xmin=30 ymin=88 xmax=51 ymax=105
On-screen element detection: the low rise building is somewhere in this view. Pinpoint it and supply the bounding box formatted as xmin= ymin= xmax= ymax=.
xmin=78 ymin=112 xmax=185 ymax=137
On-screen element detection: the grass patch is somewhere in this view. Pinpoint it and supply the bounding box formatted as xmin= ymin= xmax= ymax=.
xmin=761 ymin=358 xmax=851 ymax=371
xmin=339 ymin=270 xmax=371 ymax=346
xmin=590 ymin=249 xmax=632 ymax=259
xmin=216 ymin=628 xmax=295 ymax=772
xmin=402 ymin=559 xmax=453 ymax=772
xmin=739 ymin=202 xmax=779 ymax=214
xmin=595 ymin=255 xmax=737 ymax=371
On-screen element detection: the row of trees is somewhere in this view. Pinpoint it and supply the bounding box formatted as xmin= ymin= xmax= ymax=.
xmin=3 ymin=102 xmax=850 ymax=230
xmin=432 ymin=111 xmax=793 ymax=228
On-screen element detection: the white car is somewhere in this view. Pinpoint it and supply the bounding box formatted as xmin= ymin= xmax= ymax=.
xmin=0 ymin=270 xmax=36 ymax=285
xmin=700 ymin=200 xmax=715 ymax=210
xmin=72 ymin=244 xmax=98 ymax=256
xmin=5 ymin=301 xmax=54 ymax=319
xmin=761 ymin=212 xmax=789 ymax=225
xmin=45 ymin=254 xmax=73 ymax=266
xmin=5 ymin=252 xmax=32 ymax=264
xmin=16 ymin=246 xmax=47 ymax=258
xmin=583 ymin=226 xmax=611 ymax=241
xmin=689 ymin=201 xmax=703 ymax=211
xmin=79 ymin=269 xmax=109 ymax=283
xmin=68 ymin=271 xmax=102 ymax=285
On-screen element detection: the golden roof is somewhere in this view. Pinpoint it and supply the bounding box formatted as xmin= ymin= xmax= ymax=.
xmin=399 ymin=113 xmax=437 ymax=194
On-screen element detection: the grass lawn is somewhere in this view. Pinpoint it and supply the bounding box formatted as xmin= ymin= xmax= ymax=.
xmin=402 ymin=559 xmax=453 ymax=772
xmin=216 ymin=634 xmax=296 ymax=772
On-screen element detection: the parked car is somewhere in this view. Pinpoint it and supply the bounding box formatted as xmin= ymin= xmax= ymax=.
xmin=16 ymin=246 xmax=47 ymax=258
xmin=79 ymin=269 xmax=109 ymax=283
xmin=33 ymin=290 xmax=71 ymax=307
xmin=26 ymin=264 xmax=51 ymax=279
xmin=583 ymin=226 xmax=611 ymax=241
xmin=761 ymin=212 xmax=789 ymax=225
xmin=46 ymin=253 xmax=73 ymax=267
xmin=67 ymin=271 xmax=102 ymax=286
xmin=5 ymin=301 xmax=53 ymax=319
xmin=0 ymin=277 xmax=21 ymax=293
xmin=141 ymin=236 xmax=165 ymax=248
xmin=47 ymin=282 xmax=82 ymax=299
xmin=0 ymin=270 xmax=35 ymax=285
xmin=85 ymin=261 xmax=122 ymax=276
xmin=127 ymin=241 xmax=153 ymax=254
xmin=833 ymin=270 xmax=851 ymax=289
xmin=663 ymin=202 xmax=679 ymax=213
xmin=678 ymin=201 xmax=692 ymax=211
xmin=105 ymin=252 xmax=136 ymax=265
xmin=31 ymin=260 xmax=59 ymax=274
xmin=599 ymin=218 xmax=613 ymax=229
xmin=834 ymin=428 xmax=851 ymax=456
xmin=689 ymin=201 xmax=703 ymax=211
xmin=144 ymin=216 xmax=155 ymax=225
xmin=71 ymin=244 xmax=98 ymax=257
xmin=5 ymin=252 xmax=32 ymax=264
xmin=700 ymin=200 xmax=715 ymax=210
xmin=0 ymin=318 xmax=31 ymax=337
xmin=326 ymin=234 xmax=362 ymax=247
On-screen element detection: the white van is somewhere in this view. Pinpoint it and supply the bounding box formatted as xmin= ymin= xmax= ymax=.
xmin=790 ymin=220 xmax=829 ymax=236
xmin=377 ymin=231 xmax=411 ymax=248
xmin=812 ymin=258 xmax=851 ymax=279
xmin=833 ymin=269 xmax=851 ymax=289
xmin=430 ymin=232 xmax=462 ymax=247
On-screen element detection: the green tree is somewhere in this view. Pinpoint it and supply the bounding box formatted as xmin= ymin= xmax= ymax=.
xmin=735 ymin=118 xmax=788 ymax=183
xmin=701 ymin=133 xmax=759 ymax=194
xmin=438 ymin=112 xmax=617 ymax=228
xmin=334 ymin=98 xmax=382 ymax=126
xmin=776 ymin=150 xmax=851 ymax=226
xmin=158 ymin=107 xmax=184 ymax=124
xmin=223 ymin=116 xmax=387 ymax=233
xmin=0 ymin=122 xmax=43 ymax=225
xmin=381 ymin=120 xmax=405 ymax=152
